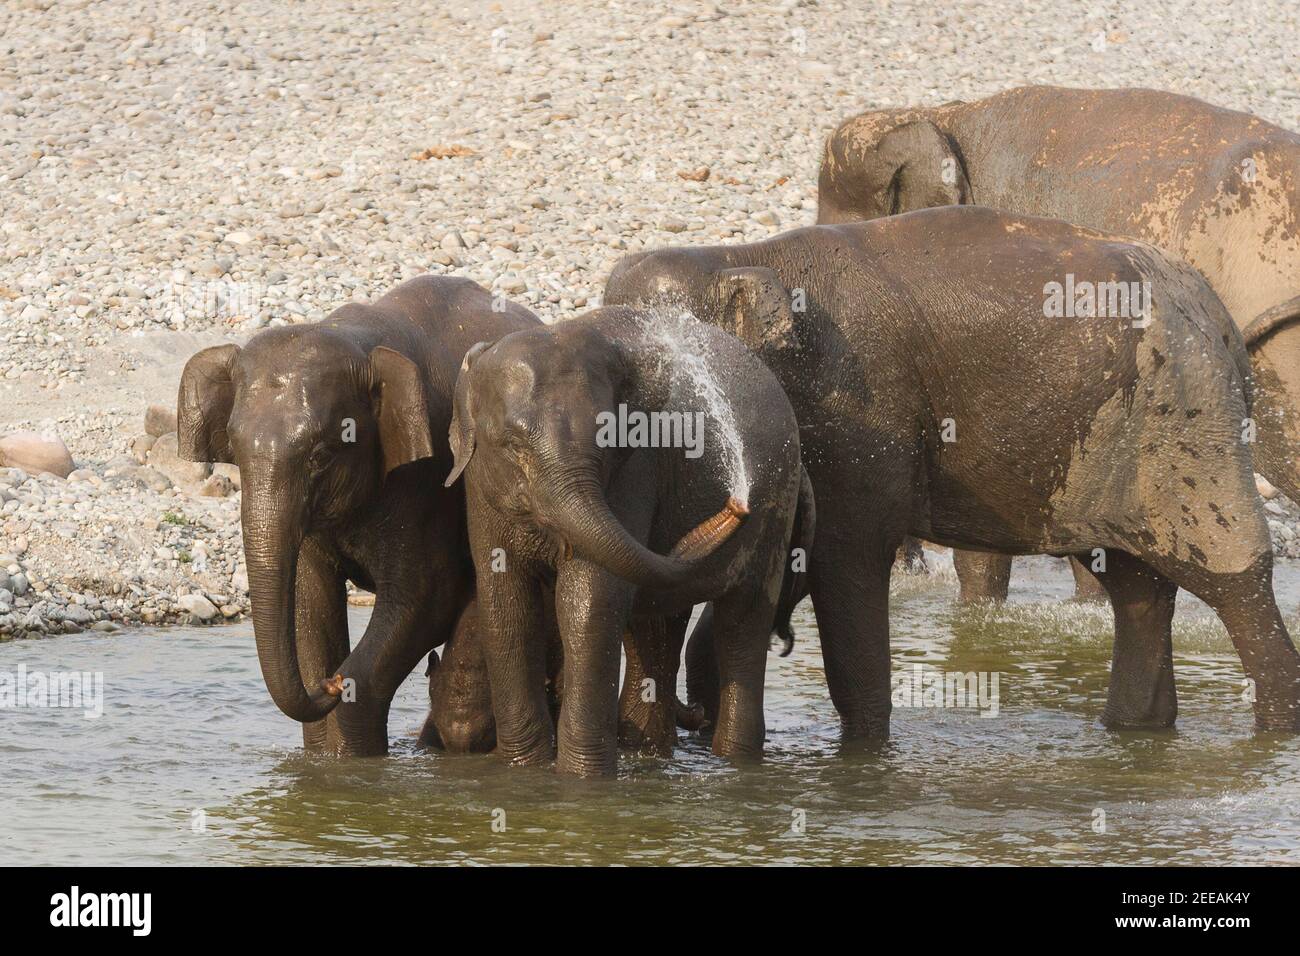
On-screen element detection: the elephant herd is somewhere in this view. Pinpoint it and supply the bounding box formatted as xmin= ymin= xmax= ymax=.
xmin=178 ymin=85 xmax=1300 ymax=775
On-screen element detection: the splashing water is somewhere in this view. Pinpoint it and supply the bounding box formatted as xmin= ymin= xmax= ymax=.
xmin=640 ymin=306 xmax=751 ymax=504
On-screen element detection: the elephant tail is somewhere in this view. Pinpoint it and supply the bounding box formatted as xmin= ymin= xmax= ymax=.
xmin=1242 ymin=294 xmax=1300 ymax=504
xmin=772 ymin=466 xmax=816 ymax=657
xmin=1242 ymin=294 xmax=1300 ymax=350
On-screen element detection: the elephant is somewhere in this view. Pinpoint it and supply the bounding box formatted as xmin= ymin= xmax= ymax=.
xmin=416 ymin=603 xmax=496 ymax=754
xmin=817 ymin=84 xmax=1300 ymax=602
xmin=604 ymin=205 xmax=1300 ymax=739
xmin=177 ymin=275 xmax=538 ymax=756
xmin=445 ymin=306 xmax=809 ymax=775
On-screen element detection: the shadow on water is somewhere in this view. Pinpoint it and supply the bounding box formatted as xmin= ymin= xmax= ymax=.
xmin=2 ymin=558 xmax=1298 ymax=864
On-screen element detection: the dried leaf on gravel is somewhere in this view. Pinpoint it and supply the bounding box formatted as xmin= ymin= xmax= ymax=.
xmin=410 ymin=145 xmax=476 ymax=160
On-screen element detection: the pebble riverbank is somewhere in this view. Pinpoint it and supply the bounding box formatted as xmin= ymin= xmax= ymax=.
xmin=2 ymin=0 xmax=1298 ymax=637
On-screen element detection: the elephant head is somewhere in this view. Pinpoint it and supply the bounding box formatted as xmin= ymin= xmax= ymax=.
xmin=605 ymin=251 xmax=800 ymax=360
xmin=445 ymin=323 xmax=743 ymax=587
xmin=817 ymin=115 xmax=971 ymax=223
xmin=176 ymin=329 xmax=434 ymax=723
xmin=417 ymin=603 xmax=496 ymax=754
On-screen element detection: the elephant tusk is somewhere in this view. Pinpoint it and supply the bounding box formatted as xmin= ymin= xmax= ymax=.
xmin=670 ymin=496 xmax=749 ymax=561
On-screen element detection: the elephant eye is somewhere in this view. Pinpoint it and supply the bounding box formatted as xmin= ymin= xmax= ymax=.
xmin=501 ymin=419 xmax=530 ymax=447
xmin=307 ymin=444 xmax=333 ymax=474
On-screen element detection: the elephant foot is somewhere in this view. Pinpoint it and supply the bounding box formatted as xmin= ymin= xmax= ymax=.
xmin=556 ymin=744 xmax=618 ymax=777
xmin=302 ymin=707 xmax=390 ymax=757
xmin=1100 ymin=710 xmax=1177 ymax=731
xmin=895 ymin=537 xmax=930 ymax=574
xmin=953 ymin=550 xmax=1012 ymax=604
xmin=674 ymin=695 xmax=708 ymax=732
xmin=493 ymin=728 xmax=556 ymax=764
xmin=1067 ymin=592 xmax=1108 ymax=604
xmin=1101 ymin=689 xmax=1177 ymax=730
xmin=711 ymin=734 xmax=764 ymax=763
xmin=1251 ymin=696 xmax=1300 ymax=734
xmin=502 ymin=745 xmax=555 ymax=767
xmin=838 ymin=704 xmax=892 ymax=743
xmin=617 ymin=697 xmax=677 ymax=757
xmin=1253 ymin=715 xmax=1300 ymax=734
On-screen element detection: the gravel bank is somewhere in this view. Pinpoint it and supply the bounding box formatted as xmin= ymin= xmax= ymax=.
xmin=2 ymin=0 xmax=1298 ymax=636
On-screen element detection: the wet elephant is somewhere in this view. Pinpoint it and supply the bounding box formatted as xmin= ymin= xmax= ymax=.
xmin=445 ymin=307 xmax=808 ymax=775
xmin=605 ymin=206 xmax=1300 ymax=738
xmin=177 ymin=276 xmax=538 ymax=755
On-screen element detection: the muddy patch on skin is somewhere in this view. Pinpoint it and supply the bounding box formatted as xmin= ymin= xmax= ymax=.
xmin=1045 ymin=254 xmax=1267 ymax=575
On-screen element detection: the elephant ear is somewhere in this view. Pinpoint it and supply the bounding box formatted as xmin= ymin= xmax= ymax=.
xmin=177 ymin=343 xmax=240 ymax=463
xmin=874 ymin=120 xmax=970 ymax=215
xmin=712 ymin=268 xmax=799 ymax=354
xmin=444 ymin=341 xmax=492 ymax=487
xmin=369 ymin=346 xmax=435 ymax=477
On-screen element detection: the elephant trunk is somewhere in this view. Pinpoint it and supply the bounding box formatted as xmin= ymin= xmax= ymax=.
xmin=670 ymin=497 xmax=749 ymax=560
xmin=540 ymin=468 xmax=746 ymax=589
xmin=241 ymin=475 xmax=342 ymax=723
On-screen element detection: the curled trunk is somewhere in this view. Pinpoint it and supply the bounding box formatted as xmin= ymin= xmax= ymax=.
xmin=242 ymin=481 xmax=341 ymax=723
xmin=670 ymin=497 xmax=749 ymax=560
xmin=543 ymin=470 xmax=747 ymax=589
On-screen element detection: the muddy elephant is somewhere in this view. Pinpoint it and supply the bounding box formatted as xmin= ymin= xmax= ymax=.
xmin=445 ymin=307 xmax=807 ymax=775
xmin=177 ymin=276 xmax=538 ymax=756
xmin=605 ymin=206 xmax=1300 ymax=738
xmin=818 ymin=85 xmax=1300 ymax=601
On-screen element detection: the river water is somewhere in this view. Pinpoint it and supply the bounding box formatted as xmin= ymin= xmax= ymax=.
xmin=3 ymin=556 xmax=1299 ymax=865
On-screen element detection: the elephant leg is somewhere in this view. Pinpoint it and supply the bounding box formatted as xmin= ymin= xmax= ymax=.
xmin=292 ymin=538 xmax=351 ymax=755
xmin=618 ymin=611 xmax=690 ymax=756
xmin=809 ymin=515 xmax=898 ymax=740
xmin=326 ymin=554 xmax=467 ymax=757
xmin=684 ymin=604 xmax=719 ymax=734
xmin=477 ymin=567 xmax=554 ymax=766
xmin=542 ymin=588 xmax=564 ymax=729
xmin=1159 ymin=551 xmax=1300 ymax=733
xmin=709 ymin=589 xmax=777 ymax=762
xmin=1095 ymin=551 xmax=1179 ymax=729
xmin=1068 ymin=555 xmax=1109 ymax=603
xmin=952 ymin=549 xmax=1012 ymax=604
xmin=554 ymin=559 xmax=634 ymax=777
xmin=897 ymin=536 xmax=929 ymax=574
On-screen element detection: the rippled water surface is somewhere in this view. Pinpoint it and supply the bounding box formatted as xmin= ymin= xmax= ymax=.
xmin=3 ymin=556 xmax=1299 ymax=865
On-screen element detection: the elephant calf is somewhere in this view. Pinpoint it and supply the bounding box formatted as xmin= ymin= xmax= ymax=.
xmin=819 ymin=84 xmax=1300 ymax=600
xmin=605 ymin=205 xmax=1300 ymax=738
xmin=178 ymin=276 xmax=537 ymax=756
xmin=418 ymin=603 xmax=496 ymax=753
xmin=445 ymin=307 xmax=807 ymax=775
